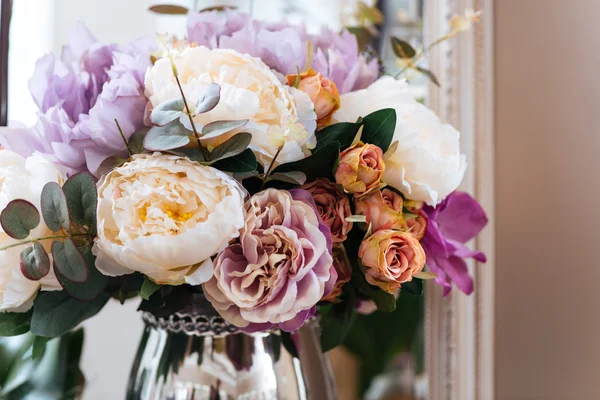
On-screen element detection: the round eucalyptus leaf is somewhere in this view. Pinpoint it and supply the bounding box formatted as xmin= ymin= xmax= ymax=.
xmin=194 ymin=83 xmax=221 ymax=116
xmin=51 ymin=239 xmax=89 ymax=283
xmin=0 ymin=200 xmax=40 ymax=240
xmin=62 ymin=172 xmax=97 ymax=227
xmin=20 ymin=242 xmax=51 ymax=281
xmin=144 ymin=120 xmax=191 ymax=151
xmin=40 ymin=182 xmax=70 ymax=232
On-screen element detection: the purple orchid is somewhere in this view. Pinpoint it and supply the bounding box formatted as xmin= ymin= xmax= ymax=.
xmin=422 ymin=191 xmax=488 ymax=295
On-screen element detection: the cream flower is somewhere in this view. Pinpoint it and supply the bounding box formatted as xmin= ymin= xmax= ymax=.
xmin=334 ymin=76 xmax=466 ymax=206
xmin=92 ymin=153 xmax=246 ymax=285
xmin=145 ymin=46 xmax=317 ymax=170
xmin=0 ymin=151 xmax=62 ymax=312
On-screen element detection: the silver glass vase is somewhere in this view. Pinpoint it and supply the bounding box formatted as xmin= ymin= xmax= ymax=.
xmin=127 ymin=307 xmax=337 ymax=400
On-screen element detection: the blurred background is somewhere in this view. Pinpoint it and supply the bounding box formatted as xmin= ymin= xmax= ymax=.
xmin=2 ymin=0 xmax=600 ymax=399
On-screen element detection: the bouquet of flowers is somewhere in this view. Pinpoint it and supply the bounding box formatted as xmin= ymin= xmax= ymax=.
xmin=0 ymin=6 xmax=486 ymax=356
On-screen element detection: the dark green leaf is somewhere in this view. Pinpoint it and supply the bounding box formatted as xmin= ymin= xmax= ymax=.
xmin=347 ymin=27 xmax=375 ymax=51
xmin=31 ymin=291 xmax=110 ymax=338
xmin=52 ymin=239 xmax=88 ymax=283
xmin=32 ymin=336 xmax=49 ymax=360
xmin=141 ymin=277 xmax=161 ymax=301
xmin=148 ymin=4 xmax=189 ymax=14
xmin=315 ymin=121 xmax=362 ymax=151
xmin=267 ymin=171 xmax=307 ymax=185
xmin=201 ymin=119 xmax=248 ymax=140
xmin=129 ymin=127 xmax=150 ymax=154
xmin=401 ymin=278 xmax=423 ymax=295
xmin=320 ymin=285 xmax=356 ymax=352
xmin=144 ymin=120 xmax=191 ymax=151
xmin=62 ymin=172 xmax=97 ymax=227
xmin=391 ymin=37 xmax=417 ymax=59
xmin=274 ymin=141 xmax=340 ymax=181
xmin=54 ymin=251 xmax=108 ymax=301
xmin=208 ymin=132 xmax=252 ymax=162
xmin=371 ymin=289 xmax=396 ymax=312
xmin=0 ymin=200 xmax=40 ymax=240
xmin=150 ymin=98 xmax=185 ymax=126
xmin=97 ymin=156 xmax=126 ymax=177
xmin=361 ymin=108 xmax=397 ymax=152
xmin=416 ymin=66 xmax=441 ymax=86
xmin=20 ymin=242 xmax=50 ymax=281
xmin=40 ymin=182 xmax=69 ymax=232
xmin=280 ymin=331 xmax=299 ymax=358
xmin=212 ymin=148 xmax=258 ymax=173
xmin=0 ymin=311 xmax=32 ymax=336
xmin=194 ymin=83 xmax=221 ymax=115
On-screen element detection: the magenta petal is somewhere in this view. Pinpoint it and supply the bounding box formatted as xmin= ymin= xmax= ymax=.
xmin=279 ymin=307 xmax=316 ymax=332
xmin=435 ymin=192 xmax=488 ymax=243
xmin=441 ymin=256 xmax=474 ymax=295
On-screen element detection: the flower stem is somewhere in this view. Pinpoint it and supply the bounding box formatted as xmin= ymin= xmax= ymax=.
xmin=393 ymin=32 xmax=455 ymax=79
xmin=260 ymin=146 xmax=283 ymax=190
xmin=115 ymin=119 xmax=133 ymax=156
xmin=0 ymin=233 xmax=89 ymax=251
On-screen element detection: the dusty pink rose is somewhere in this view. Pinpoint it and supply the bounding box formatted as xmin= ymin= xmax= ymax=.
xmin=287 ymin=68 xmax=340 ymax=129
xmin=335 ymin=142 xmax=385 ymax=196
xmin=203 ymin=188 xmax=335 ymax=332
xmin=359 ymin=230 xmax=425 ymax=293
xmin=355 ymin=188 xmax=407 ymax=232
xmin=405 ymin=207 xmax=428 ymax=240
xmin=301 ymin=178 xmax=352 ymax=243
xmin=322 ymin=246 xmax=352 ymax=302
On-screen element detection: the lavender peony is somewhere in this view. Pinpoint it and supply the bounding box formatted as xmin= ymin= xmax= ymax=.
xmin=187 ymin=10 xmax=379 ymax=94
xmin=203 ymin=188 xmax=335 ymax=332
xmin=0 ymin=23 xmax=155 ymax=176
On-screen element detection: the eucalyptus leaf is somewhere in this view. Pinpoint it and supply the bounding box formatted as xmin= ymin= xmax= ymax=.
xmin=129 ymin=127 xmax=150 ymax=154
xmin=208 ymin=132 xmax=252 ymax=162
xmin=140 ymin=277 xmax=161 ymax=301
xmin=20 ymin=242 xmax=50 ymax=281
xmin=150 ymin=98 xmax=185 ymax=126
xmin=96 ymin=156 xmax=126 ymax=178
xmin=40 ymin=182 xmax=69 ymax=232
xmin=194 ymin=83 xmax=221 ymax=115
xmin=0 ymin=200 xmax=40 ymax=240
xmin=148 ymin=4 xmax=189 ymax=14
xmin=212 ymin=148 xmax=258 ymax=173
xmin=416 ymin=66 xmax=441 ymax=86
xmin=315 ymin=121 xmax=362 ymax=151
xmin=267 ymin=171 xmax=307 ymax=185
xmin=0 ymin=310 xmax=32 ymax=337
xmin=401 ymin=278 xmax=423 ymax=296
xmin=54 ymin=251 xmax=108 ymax=301
xmin=391 ymin=37 xmax=417 ymax=59
xmin=52 ymin=239 xmax=88 ymax=283
xmin=62 ymin=172 xmax=97 ymax=227
xmin=361 ymin=108 xmax=397 ymax=152
xmin=144 ymin=120 xmax=192 ymax=151
xmin=170 ymin=147 xmax=206 ymax=163
xmin=201 ymin=119 xmax=248 ymax=140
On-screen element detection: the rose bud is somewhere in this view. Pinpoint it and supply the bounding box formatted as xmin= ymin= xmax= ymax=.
xmin=405 ymin=207 xmax=428 ymax=240
xmin=355 ymin=188 xmax=407 ymax=232
xmin=322 ymin=246 xmax=353 ymax=302
xmin=335 ymin=142 xmax=385 ymax=196
xmin=358 ymin=230 xmax=425 ymax=293
xmin=301 ymin=178 xmax=352 ymax=243
xmin=287 ymin=68 xmax=340 ymax=128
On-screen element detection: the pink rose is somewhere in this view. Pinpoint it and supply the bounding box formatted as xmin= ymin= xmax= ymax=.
xmin=322 ymin=246 xmax=352 ymax=302
xmin=203 ymin=188 xmax=334 ymax=332
xmin=335 ymin=142 xmax=385 ymax=196
xmin=358 ymin=230 xmax=425 ymax=293
xmin=355 ymin=188 xmax=407 ymax=232
xmin=405 ymin=207 xmax=428 ymax=240
xmin=287 ymin=68 xmax=340 ymax=129
xmin=301 ymin=178 xmax=352 ymax=243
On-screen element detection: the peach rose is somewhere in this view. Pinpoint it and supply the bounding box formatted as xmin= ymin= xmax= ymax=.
xmin=335 ymin=142 xmax=385 ymax=196
xmin=287 ymin=68 xmax=340 ymax=128
xmin=322 ymin=246 xmax=353 ymax=302
xmin=405 ymin=207 xmax=428 ymax=240
xmin=355 ymin=188 xmax=407 ymax=232
xmin=358 ymin=230 xmax=425 ymax=293
xmin=301 ymin=178 xmax=352 ymax=243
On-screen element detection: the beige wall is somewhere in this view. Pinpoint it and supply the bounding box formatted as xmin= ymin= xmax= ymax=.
xmin=495 ymin=1 xmax=600 ymax=399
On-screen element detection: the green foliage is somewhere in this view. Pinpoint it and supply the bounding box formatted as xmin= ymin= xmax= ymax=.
xmin=207 ymin=132 xmax=252 ymax=162
xmin=0 ymin=200 xmax=40 ymax=240
xmin=212 ymin=149 xmax=258 ymax=173
xmin=0 ymin=311 xmax=32 ymax=337
xmin=55 ymin=251 xmax=108 ymax=301
xmin=62 ymin=172 xmax=97 ymax=228
xmin=314 ymin=122 xmax=362 ymax=151
xmin=96 ymin=156 xmax=127 ymax=178
xmin=361 ymin=108 xmax=397 ymax=152
xmin=31 ymin=336 xmax=49 ymax=360
xmin=280 ymin=331 xmax=299 ymax=358
xmin=140 ymin=277 xmax=161 ymax=301
xmin=193 ymin=83 xmax=221 ymax=116
xmin=274 ymin=141 xmax=340 ymax=181
xmin=150 ymin=97 xmax=185 ymax=126
xmin=20 ymin=242 xmax=50 ymax=281
xmin=40 ymin=182 xmax=70 ymax=232
xmin=320 ymin=285 xmax=357 ymax=352
xmin=400 ymin=278 xmax=424 ymax=296
xmin=391 ymin=37 xmax=417 ymax=59
xmin=144 ymin=120 xmax=192 ymax=151
xmin=415 ymin=66 xmax=441 ymax=86
xmin=201 ymin=119 xmax=248 ymax=140
xmin=266 ymin=171 xmax=307 ymax=185
xmin=51 ymin=239 xmax=88 ymax=283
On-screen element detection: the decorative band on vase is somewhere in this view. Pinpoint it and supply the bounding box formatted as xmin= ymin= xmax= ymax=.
xmin=141 ymin=311 xmax=241 ymax=337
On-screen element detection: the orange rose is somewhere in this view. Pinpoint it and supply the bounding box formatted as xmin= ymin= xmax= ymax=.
xmin=405 ymin=207 xmax=428 ymax=240
xmin=335 ymin=142 xmax=385 ymax=196
xmin=322 ymin=246 xmax=353 ymax=302
xmin=287 ymin=68 xmax=340 ymax=128
xmin=355 ymin=188 xmax=407 ymax=232
xmin=358 ymin=230 xmax=425 ymax=293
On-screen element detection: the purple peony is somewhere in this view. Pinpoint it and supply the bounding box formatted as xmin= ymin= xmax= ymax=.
xmin=0 ymin=23 xmax=155 ymax=176
xmin=187 ymin=10 xmax=379 ymax=93
xmin=422 ymin=191 xmax=488 ymax=295
xmin=203 ymin=188 xmax=336 ymax=332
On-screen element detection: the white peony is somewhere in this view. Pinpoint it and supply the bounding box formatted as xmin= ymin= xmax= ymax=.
xmin=145 ymin=46 xmax=317 ymax=171
xmin=334 ymin=76 xmax=466 ymax=205
xmin=92 ymin=153 xmax=246 ymax=285
xmin=0 ymin=150 xmax=63 ymax=312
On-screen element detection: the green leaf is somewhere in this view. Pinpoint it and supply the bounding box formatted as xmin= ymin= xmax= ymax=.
xmin=208 ymin=132 xmax=252 ymax=162
xmin=54 ymin=251 xmax=108 ymax=301
xmin=201 ymin=119 xmax=248 ymax=140
xmin=62 ymin=172 xmax=97 ymax=227
xmin=20 ymin=242 xmax=50 ymax=281
xmin=391 ymin=37 xmax=417 ymax=59
xmin=274 ymin=141 xmax=341 ymax=181
xmin=31 ymin=291 xmax=111 ymax=338
xmin=267 ymin=171 xmax=307 ymax=185
xmin=40 ymin=182 xmax=69 ymax=232
xmin=0 ymin=311 xmax=32 ymax=336
xmin=170 ymin=147 xmax=206 ymax=163
xmin=129 ymin=127 xmax=150 ymax=154
xmin=32 ymin=336 xmax=49 ymax=360
xmin=0 ymin=200 xmax=40 ymax=240
xmin=315 ymin=121 xmax=362 ymax=151
xmin=371 ymin=289 xmax=396 ymax=312
xmin=150 ymin=98 xmax=185 ymax=126
xmin=401 ymin=278 xmax=423 ymax=296
xmin=140 ymin=277 xmax=161 ymax=301
xmin=51 ymin=239 xmax=88 ymax=283
xmin=96 ymin=156 xmax=127 ymax=178
xmin=360 ymin=108 xmax=397 ymax=152
xmin=320 ymin=285 xmax=356 ymax=352
xmin=212 ymin=148 xmax=258 ymax=173
xmin=347 ymin=27 xmax=375 ymax=51
xmin=144 ymin=120 xmax=191 ymax=151
xmin=415 ymin=66 xmax=441 ymax=86
xmin=194 ymin=83 xmax=221 ymax=116
xmin=280 ymin=331 xmax=299 ymax=358
xmin=148 ymin=4 xmax=189 ymax=14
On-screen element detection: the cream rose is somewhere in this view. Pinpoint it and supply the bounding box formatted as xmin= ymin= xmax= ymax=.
xmin=0 ymin=151 xmax=62 ymax=312
xmin=92 ymin=153 xmax=246 ymax=285
xmin=334 ymin=76 xmax=466 ymax=206
xmin=145 ymin=46 xmax=317 ymax=170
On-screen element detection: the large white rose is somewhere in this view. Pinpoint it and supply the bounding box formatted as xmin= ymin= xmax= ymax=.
xmin=145 ymin=46 xmax=317 ymax=171
xmin=334 ymin=76 xmax=466 ymax=206
xmin=0 ymin=151 xmax=62 ymax=312
xmin=92 ymin=153 xmax=246 ymax=285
